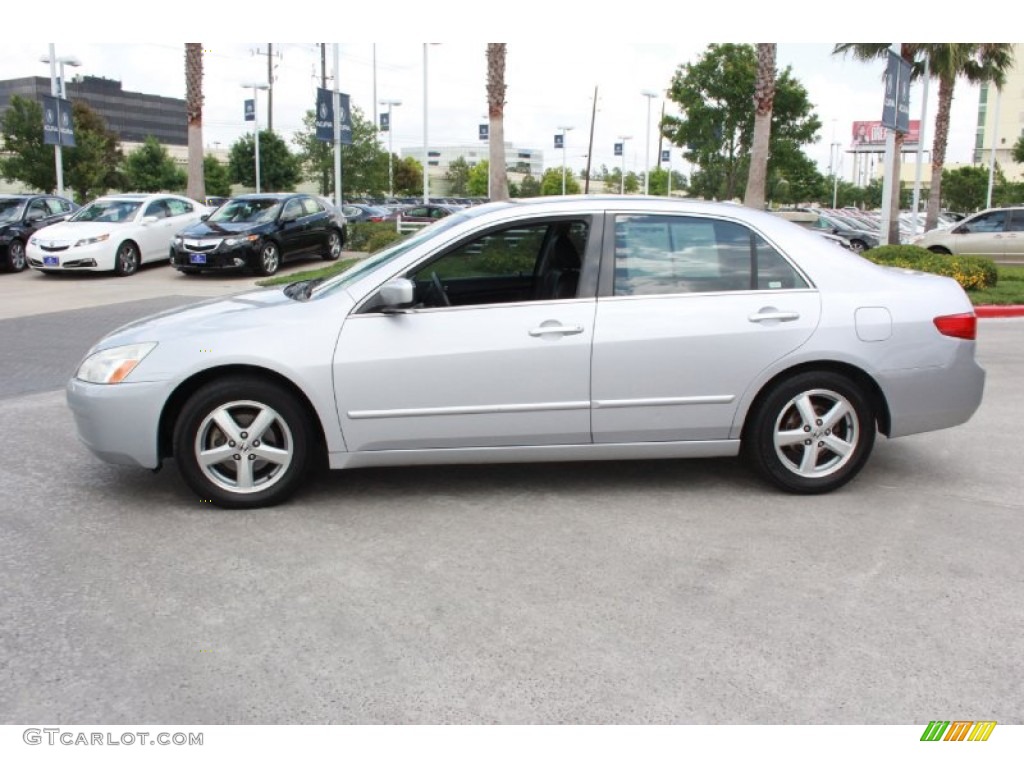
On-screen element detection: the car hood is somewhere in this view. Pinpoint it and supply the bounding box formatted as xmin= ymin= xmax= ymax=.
xmin=180 ymin=220 xmax=272 ymax=238
xmin=32 ymin=221 xmax=119 ymax=242
xmin=95 ymin=287 xmax=298 ymax=350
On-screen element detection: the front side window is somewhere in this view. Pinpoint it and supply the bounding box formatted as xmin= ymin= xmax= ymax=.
xmin=613 ymin=214 xmax=807 ymax=296
xmin=966 ymin=211 xmax=1007 ymax=233
xmin=403 ymin=219 xmax=589 ymax=308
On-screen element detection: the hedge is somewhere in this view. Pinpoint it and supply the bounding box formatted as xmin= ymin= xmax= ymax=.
xmin=345 ymin=222 xmax=410 ymax=253
xmin=863 ymin=245 xmax=998 ymax=291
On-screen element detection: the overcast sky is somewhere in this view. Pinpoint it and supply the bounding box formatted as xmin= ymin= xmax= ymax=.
xmin=4 ymin=6 xmax=986 ymax=183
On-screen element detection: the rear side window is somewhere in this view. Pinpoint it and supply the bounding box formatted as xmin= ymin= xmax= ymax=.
xmin=613 ymin=214 xmax=808 ymax=296
xmin=302 ymin=197 xmax=324 ymax=215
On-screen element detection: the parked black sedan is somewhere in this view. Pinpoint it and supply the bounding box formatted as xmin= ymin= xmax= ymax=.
xmin=0 ymin=194 xmax=78 ymax=272
xmin=169 ymin=193 xmax=346 ymax=276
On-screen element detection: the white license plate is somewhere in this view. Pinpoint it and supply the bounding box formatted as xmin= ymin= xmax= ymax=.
xmin=43 ymin=256 xmax=59 ymax=267
xmin=190 ymin=254 xmax=207 ymax=264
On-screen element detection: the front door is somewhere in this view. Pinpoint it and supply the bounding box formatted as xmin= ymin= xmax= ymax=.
xmin=333 ymin=217 xmax=598 ymax=452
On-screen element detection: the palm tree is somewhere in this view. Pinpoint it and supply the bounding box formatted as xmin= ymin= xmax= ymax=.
xmin=834 ymin=43 xmax=1015 ymax=237
xmin=833 ymin=44 xmax=916 ymax=245
xmin=185 ymin=44 xmax=205 ymax=203
xmin=922 ymin=44 xmax=1013 ymax=230
xmin=486 ymin=44 xmax=509 ymax=201
xmin=744 ymin=43 xmax=776 ymax=210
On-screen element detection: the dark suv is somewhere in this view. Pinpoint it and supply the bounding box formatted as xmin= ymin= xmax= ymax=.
xmin=0 ymin=194 xmax=78 ymax=272
xmin=169 ymin=193 xmax=347 ymax=276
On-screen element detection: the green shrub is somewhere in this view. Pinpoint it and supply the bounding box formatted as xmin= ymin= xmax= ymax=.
xmin=345 ymin=221 xmax=403 ymax=252
xmin=366 ymin=227 xmax=409 ymax=253
xmin=864 ymin=245 xmax=998 ymax=291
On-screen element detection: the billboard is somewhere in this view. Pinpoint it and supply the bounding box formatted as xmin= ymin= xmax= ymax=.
xmin=851 ymin=120 xmax=921 ymax=151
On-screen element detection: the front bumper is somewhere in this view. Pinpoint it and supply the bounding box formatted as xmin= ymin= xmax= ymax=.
xmin=27 ymin=240 xmax=112 ymax=271
xmin=66 ymin=377 xmax=169 ymax=468
xmin=170 ymin=242 xmax=258 ymax=271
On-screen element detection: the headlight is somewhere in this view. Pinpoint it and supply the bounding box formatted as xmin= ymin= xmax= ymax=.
xmin=173 ymin=236 xmax=183 ymax=246
xmin=74 ymin=233 xmax=110 ymax=248
xmin=224 ymin=234 xmax=258 ymax=247
xmin=76 ymin=342 xmax=157 ymax=384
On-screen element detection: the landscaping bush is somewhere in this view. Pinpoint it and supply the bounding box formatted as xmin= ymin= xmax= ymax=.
xmin=366 ymin=228 xmax=409 ymax=253
xmin=345 ymin=221 xmax=406 ymax=252
xmin=864 ymin=245 xmax=998 ymax=291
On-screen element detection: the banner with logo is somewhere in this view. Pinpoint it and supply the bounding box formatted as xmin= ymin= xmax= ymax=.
xmin=614 ymin=142 xmax=623 ymax=156
xmin=244 ymin=99 xmax=255 ymax=122
xmin=554 ymin=134 xmax=563 ymax=150
xmin=379 ymin=112 xmax=389 ymax=132
xmin=315 ymin=88 xmax=352 ymax=145
xmin=661 ymin=149 xmax=670 ymax=163
xmin=41 ymin=96 xmax=75 ymax=147
xmin=882 ymin=50 xmax=912 ymax=132
xmin=479 ymin=123 xmax=488 ymax=141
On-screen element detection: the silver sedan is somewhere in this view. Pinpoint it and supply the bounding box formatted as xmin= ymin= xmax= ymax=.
xmin=67 ymin=197 xmax=985 ymax=508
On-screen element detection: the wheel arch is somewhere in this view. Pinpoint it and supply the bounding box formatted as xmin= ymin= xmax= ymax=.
xmin=157 ymin=364 xmax=329 ymax=464
xmin=738 ymin=360 xmax=892 ymax=442
xmin=928 ymin=245 xmax=952 ymax=255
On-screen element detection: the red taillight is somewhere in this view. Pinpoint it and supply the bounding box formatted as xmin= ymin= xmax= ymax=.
xmin=933 ymin=313 xmax=977 ymax=340
xmin=369 ymin=216 xmax=384 ymax=222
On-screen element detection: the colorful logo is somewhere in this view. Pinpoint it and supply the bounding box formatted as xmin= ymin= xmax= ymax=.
xmin=920 ymin=721 xmax=997 ymax=742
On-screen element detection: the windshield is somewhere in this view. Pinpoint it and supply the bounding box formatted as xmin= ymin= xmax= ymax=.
xmin=0 ymin=199 xmax=25 ymax=224
xmin=315 ymin=213 xmax=472 ymax=296
xmin=71 ymin=199 xmax=142 ymax=223
xmin=208 ymin=198 xmax=280 ymax=224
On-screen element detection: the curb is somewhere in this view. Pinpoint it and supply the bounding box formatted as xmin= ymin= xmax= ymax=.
xmin=975 ymin=305 xmax=1024 ymax=318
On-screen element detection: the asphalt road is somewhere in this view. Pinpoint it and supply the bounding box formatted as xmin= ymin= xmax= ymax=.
xmin=0 ymin=276 xmax=1021 ymax=724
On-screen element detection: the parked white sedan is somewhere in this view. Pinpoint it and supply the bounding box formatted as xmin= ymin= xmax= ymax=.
xmin=66 ymin=197 xmax=985 ymax=508
xmin=27 ymin=193 xmax=207 ymax=276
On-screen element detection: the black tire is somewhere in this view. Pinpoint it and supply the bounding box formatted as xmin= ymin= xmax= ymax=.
xmin=928 ymin=246 xmax=952 ymax=255
xmin=849 ymin=239 xmax=867 ymax=253
xmin=321 ymin=228 xmax=343 ymax=261
xmin=173 ymin=376 xmax=313 ymax=509
xmin=113 ymin=241 xmax=140 ymax=276
xmin=254 ymin=241 xmax=280 ymax=276
xmin=6 ymin=239 xmax=27 ymax=272
xmin=744 ymin=371 xmax=875 ymax=494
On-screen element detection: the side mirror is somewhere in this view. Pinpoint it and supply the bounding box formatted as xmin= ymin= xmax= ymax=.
xmin=200 ymin=214 xmax=209 ymax=221
xmin=379 ymin=278 xmax=415 ymax=310
xmin=952 ymin=225 xmax=966 ymax=234
xmin=141 ymin=215 xmax=158 ymax=224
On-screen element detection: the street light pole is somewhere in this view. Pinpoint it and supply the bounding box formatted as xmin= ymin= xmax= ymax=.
xmin=618 ymin=135 xmax=632 ymax=194
xmin=380 ymin=99 xmax=402 ymax=199
xmin=423 ymin=44 xmax=429 ymax=204
xmin=242 ymin=82 xmax=269 ymax=192
xmin=641 ymin=90 xmax=658 ymax=195
xmin=557 ymin=125 xmax=573 ymax=195
xmin=41 ymin=47 xmax=80 ymax=198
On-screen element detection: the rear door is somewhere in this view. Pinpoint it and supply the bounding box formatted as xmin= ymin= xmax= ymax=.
xmin=590 ymin=212 xmax=821 ymax=443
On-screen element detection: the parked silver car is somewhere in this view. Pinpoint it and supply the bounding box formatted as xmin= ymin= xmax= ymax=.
xmin=914 ymin=206 xmax=1024 ymax=258
xmin=67 ymin=197 xmax=985 ymax=508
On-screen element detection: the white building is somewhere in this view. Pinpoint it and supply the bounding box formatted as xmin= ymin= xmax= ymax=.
xmin=974 ymin=43 xmax=1024 ymax=182
xmin=402 ymin=142 xmax=545 ymax=194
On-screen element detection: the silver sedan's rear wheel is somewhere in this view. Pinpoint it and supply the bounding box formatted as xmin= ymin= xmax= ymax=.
xmin=745 ymin=371 xmax=875 ymax=494
xmin=173 ymin=377 xmax=312 ymax=508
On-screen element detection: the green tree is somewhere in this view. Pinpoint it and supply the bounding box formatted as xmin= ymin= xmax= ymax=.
xmin=393 ymin=156 xmax=423 ymax=196
xmin=0 ymin=95 xmax=54 ymax=191
xmin=646 ymin=167 xmax=687 ymax=196
xmin=539 ymin=167 xmax=581 ymax=195
xmin=664 ymin=43 xmax=820 ymax=202
xmin=1013 ymin=134 xmax=1024 ymax=165
xmin=123 ymin=136 xmax=186 ymax=192
xmin=518 ymin=173 xmax=541 ymax=197
xmin=467 ymin=160 xmax=490 ymax=197
xmin=624 ymin=171 xmax=640 ymax=194
xmin=65 ymin=101 xmax=124 ymax=201
xmin=941 ymin=165 xmax=992 ymax=212
xmin=603 ymin=166 xmax=622 ymax=193
xmin=0 ymin=95 xmax=123 ymax=200
xmin=229 ymin=129 xmax=299 ymax=191
xmin=203 ymin=154 xmax=231 ymax=197
xmin=292 ymin=107 xmax=389 ymax=197
xmin=445 ymin=156 xmax=471 ymax=196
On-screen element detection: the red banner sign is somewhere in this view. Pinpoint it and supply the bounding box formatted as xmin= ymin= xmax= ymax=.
xmin=852 ymin=120 xmax=921 ymax=148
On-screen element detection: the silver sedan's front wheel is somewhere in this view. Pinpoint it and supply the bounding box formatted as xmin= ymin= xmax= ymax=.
xmin=174 ymin=377 xmax=313 ymax=508
xmin=745 ymin=371 xmax=875 ymax=494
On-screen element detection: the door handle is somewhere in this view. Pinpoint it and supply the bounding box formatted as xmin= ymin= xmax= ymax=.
xmin=748 ymin=310 xmax=800 ymax=323
xmin=528 ymin=324 xmax=584 ymax=337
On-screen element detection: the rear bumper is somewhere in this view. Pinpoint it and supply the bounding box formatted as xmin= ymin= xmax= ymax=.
xmin=880 ymin=343 xmax=986 ymax=438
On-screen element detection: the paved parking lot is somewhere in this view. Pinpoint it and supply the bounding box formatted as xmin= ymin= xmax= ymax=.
xmin=0 ymin=267 xmax=1022 ymax=724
